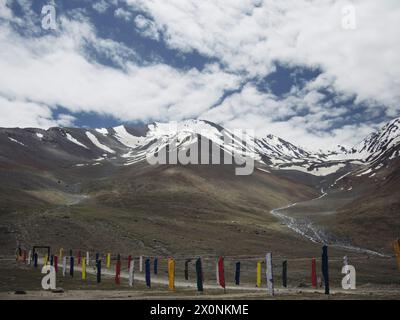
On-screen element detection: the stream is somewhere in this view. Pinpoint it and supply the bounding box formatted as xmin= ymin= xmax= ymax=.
xmin=270 ymin=196 xmax=388 ymax=257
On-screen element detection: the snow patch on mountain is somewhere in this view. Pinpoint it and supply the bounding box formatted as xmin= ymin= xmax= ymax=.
xmin=66 ymin=133 xmax=89 ymax=149
xmin=113 ymin=125 xmax=146 ymax=148
xmin=8 ymin=137 xmax=26 ymax=147
xmin=95 ymin=128 xmax=109 ymax=135
xmin=86 ymin=132 xmax=115 ymax=154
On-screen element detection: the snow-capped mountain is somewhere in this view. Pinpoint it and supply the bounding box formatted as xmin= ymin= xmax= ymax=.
xmin=350 ymin=117 xmax=400 ymax=162
xmin=1 ymin=118 xmax=399 ymax=177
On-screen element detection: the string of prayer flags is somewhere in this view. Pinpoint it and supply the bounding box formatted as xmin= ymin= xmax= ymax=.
xmin=266 ymin=253 xmax=274 ymax=296
xmin=145 ymin=259 xmax=151 ymax=288
xmin=311 ymin=258 xmax=317 ymax=288
xmin=235 ymin=262 xmax=240 ymax=286
xmin=168 ymin=258 xmax=175 ymax=290
xmin=44 ymin=254 xmax=49 ymax=266
xmin=196 ymin=258 xmax=203 ymax=292
xmin=282 ymin=260 xmax=287 ymax=288
xmin=322 ymin=245 xmax=330 ymax=295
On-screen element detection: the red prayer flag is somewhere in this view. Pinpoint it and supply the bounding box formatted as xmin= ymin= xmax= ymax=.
xmin=115 ymin=259 xmax=121 ymax=284
xmin=218 ymin=257 xmax=225 ymax=289
xmin=311 ymin=258 xmax=317 ymax=288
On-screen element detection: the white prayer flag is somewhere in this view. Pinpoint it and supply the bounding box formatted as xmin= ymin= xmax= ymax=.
xmin=62 ymin=256 xmax=67 ymax=277
xmin=129 ymin=260 xmax=134 ymax=287
xmin=266 ymin=252 xmax=274 ymax=296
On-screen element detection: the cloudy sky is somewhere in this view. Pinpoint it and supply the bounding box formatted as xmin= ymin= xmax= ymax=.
xmin=0 ymin=0 xmax=399 ymax=150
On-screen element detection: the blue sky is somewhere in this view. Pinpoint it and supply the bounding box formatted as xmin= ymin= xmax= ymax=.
xmin=0 ymin=0 xmax=399 ymax=149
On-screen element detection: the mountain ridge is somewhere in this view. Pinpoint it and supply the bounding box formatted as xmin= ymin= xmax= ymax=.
xmin=1 ymin=117 xmax=399 ymax=178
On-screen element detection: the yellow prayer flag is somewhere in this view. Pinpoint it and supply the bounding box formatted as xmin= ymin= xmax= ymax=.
xmin=256 ymin=261 xmax=262 ymax=288
xmin=59 ymin=248 xmax=64 ymax=260
xmin=106 ymin=253 xmax=111 ymax=269
xmin=168 ymin=258 xmax=175 ymax=290
xmin=82 ymin=257 xmax=86 ymax=280
xmin=394 ymin=239 xmax=400 ymax=271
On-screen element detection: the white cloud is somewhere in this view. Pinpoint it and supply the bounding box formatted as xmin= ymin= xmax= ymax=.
xmin=134 ymin=14 xmax=160 ymax=41
xmin=92 ymin=0 xmax=111 ymax=13
xmin=0 ymin=96 xmax=74 ymax=128
xmin=0 ymin=0 xmax=13 ymax=20
xmin=114 ymin=8 xmax=133 ymax=21
xmin=124 ymin=0 xmax=400 ymax=113
xmin=0 ymin=0 xmax=399 ymax=150
xmin=0 ymin=16 xmax=240 ymax=125
xmin=200 ymin=82 xmax=383 ymax=150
